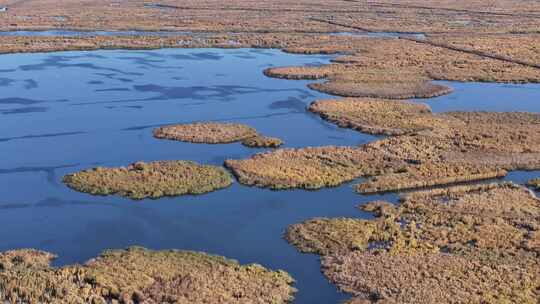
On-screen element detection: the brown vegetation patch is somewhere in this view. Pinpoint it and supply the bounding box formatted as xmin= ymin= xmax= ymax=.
xmin=288 ymin=182 xmax=540 ymax=257
xmin=263 ymin=65 xmax=338 ymax=80
xmin=355 ymin=162 xmax=508 ymax=194
xmin=153 ymin=122 xmax=257 ymax=144
xmin=308 ymin=98 xmax=436 ymax=136
xmin=285 ymin=218 xmax=381 ymax=256
xmin=229 ymin=99 xmax=540 ymax=193
xmin=63 ymin=160 xmax=233 ymax=199
xmin=241 ymin=135 xmax=283 ymax=148
xmin=286 ymin=183 xmax=540 ymax=303
xmin=262 ymin=36 xmax=540 ymax=100
xmin=354 ymin=110 xmax=540 ymax=193
xmin=428 ymin=34 xmax=540 ymax=69
xmin=224 ymin=146 xmax=385 ymax=190
xmin=3 ymin=0 xmax=540 ymax=35
xmin=322 ymin=251 xmax=537 ymax=304
xmin=308 ymin=80 xmax=452 ymax=99
xmin=153 ymin=122 xmax=283 ymax=149
xmin=0 ymin=247 xmax=296 ymax=304
xmin=528 ymin=178 xmax=540 ymax=191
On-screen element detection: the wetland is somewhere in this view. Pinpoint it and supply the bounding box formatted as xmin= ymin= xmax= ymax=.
xmin=1 ymin=0 xmax=540 ymax=301
xmin=0 ymin=47 xmax=539 ymax=303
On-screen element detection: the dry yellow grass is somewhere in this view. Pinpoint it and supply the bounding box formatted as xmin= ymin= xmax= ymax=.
xmin=228 ymin=100 xmax=540 ymax=193
xmin=0 ymin=247 xmax=296 ymax=304
xmin=286 ymin=183 xmax=540 ymax=303
xmin=63 ymin=160 xmax=233 ymax=200
xmin=153 ymin=122 xmax=258 ymax=144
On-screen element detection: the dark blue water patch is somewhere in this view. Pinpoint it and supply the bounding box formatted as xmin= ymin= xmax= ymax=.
xmin=1 ymin=106 xmax=49 ymax=115
xmin=70 ymin=84 xmax=315 ymax=106
xmin=95 ymin=87 xmax=131 ymax=92
xmin=269 ymin=97 xmax=308 ymax=112
xmin=0 ymin=97 xmax=49 ymax=105
xmin=125 ymin=105 xmax=143 ymax=110
xmin=93 ymin=73 xmax=134 ymax=83
xmin=0 ymin=131 xmax=86 ymax=142
xmin=0 ymin=164 xmax=79 ymax=186
xmin=0 ymin=78 xmax=39 ymax=89
xmin=0 ymin=77 xmax=15 ymax=86
xmin=18 ymin=55 xmax=143 ymax=77
xmin=114 ymin=55 xmax=184 ymax=70
xmin=423 ymin=81 xmax=540 ymax=113
xmin=23 ymin=79 xmax=38 ymax=89
xmin=170 ymin=51 xmax=224 ymax=61
xmin=503 ymin=170 xmax=540 ymax=186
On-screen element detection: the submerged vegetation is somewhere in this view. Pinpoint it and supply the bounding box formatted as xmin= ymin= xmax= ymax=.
xmin=0 ymin=247 xmax=296 ymax=304
xmin=63 ymin=161 xmax=233 ymax=199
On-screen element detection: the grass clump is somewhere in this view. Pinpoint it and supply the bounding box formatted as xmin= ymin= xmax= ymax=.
xmin=153 ymin=122 xmax=258 ymax=144
xmin=241 ymin=135 xmax=283 ymax=148
xmin=0 ymin=247 xmax=296 ymax=304
xmin=528 ymin=178 xmax=540 ymax=190
xmin=285 ymin=183 xmax=540 ymax=303
xmin=63 ymin=160 xmax=233 ymax=200
xmin=154 ymin=122 xmax=283 ymax=149
xmin=227 ymin=105 xmax=540 ymax=193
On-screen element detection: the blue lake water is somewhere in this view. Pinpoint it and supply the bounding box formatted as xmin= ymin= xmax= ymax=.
xmin=0 ymin=48 xmax=538 ymax=303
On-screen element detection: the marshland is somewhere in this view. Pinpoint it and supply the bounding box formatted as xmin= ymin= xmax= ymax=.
xmin=0 ymin=1 xmax=539 ymax=303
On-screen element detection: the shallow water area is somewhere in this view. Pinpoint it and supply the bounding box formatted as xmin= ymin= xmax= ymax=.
xmin=424 ymin=80 xmax=540 ymax=112
xmin=0 ymin=47 xmax=538 ymax=303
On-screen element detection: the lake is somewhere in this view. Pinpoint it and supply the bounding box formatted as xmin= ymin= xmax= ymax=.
xmin=0 ymin=48 xmax=538 ymax=303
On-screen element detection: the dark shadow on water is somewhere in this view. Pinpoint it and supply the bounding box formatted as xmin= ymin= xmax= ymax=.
xmin=18 ymin=55 xmax=143 ymax=76
xmin=24 ymin=79 xmax=38 ymax=89
xmin=0 ymin=77 xmax=15 ymax=86
xmin=0 ymin=164 xmax=79 ymax=186
xmin=95 ymin=87 xmax=131 ymax=92
xmin=1 ymin=106 xmax=49 ymax=115
xmin=0 ymin=131 xmax=86 ymax=142
xmin=0 ymin=97 xmax=66 ymax=105
xmin=170 ymin=52 xmax=223 ymax=61
xmin=70 ymin=84 xmax=314 ymax=106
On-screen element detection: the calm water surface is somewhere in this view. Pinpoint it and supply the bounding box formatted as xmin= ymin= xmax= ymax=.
xmin=0 ymin=48 xmax=538 ymax=303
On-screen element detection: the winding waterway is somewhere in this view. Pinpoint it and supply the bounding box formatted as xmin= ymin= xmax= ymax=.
xmin=0 ymin=48 xmax=538 ymax=303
